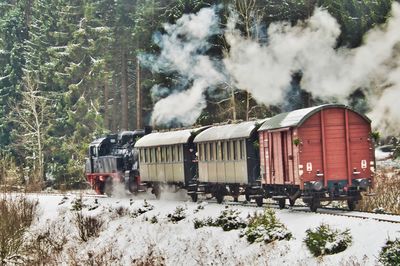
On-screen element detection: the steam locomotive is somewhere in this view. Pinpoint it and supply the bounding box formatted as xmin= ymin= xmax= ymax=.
xmin=87 ymin=104 xmax=375 ymax=212
xmin=85 ymin=130 xmax=147 ymax=195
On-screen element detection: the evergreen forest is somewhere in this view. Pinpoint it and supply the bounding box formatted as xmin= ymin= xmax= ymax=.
xmin=0 ymin=0 xmax=396 ymax=188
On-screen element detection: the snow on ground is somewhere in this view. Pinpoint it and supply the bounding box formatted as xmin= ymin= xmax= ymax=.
xmin=23 ymin=190 xmax=400 ymax=266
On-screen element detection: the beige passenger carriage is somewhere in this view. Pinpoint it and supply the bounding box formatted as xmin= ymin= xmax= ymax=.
xmin=134 ymin=127 xmax=207 ymax=198
xmin=192 ymin=120 xmax=266 ymax=203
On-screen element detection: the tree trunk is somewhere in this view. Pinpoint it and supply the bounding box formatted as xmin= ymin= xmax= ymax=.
xmin=136 ymin=57 xmax=142 ymax=129
xmin=104 ymin=76 xmax=110 ymax=130
xmin=231 ymin=88 xmax=236 ymax=121
xmin=111 ymin=76 xmax=119 ymax=132
xmin=121 ymin=46 xmax=129 ymax=130
xmin=246 ymin=91 xmax=250 ymax=121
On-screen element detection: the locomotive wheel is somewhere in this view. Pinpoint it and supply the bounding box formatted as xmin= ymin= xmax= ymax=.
xmin=245 ymin=194 xmax=251 ymax=202
xmin=128 ymin=177 xmax=138 ymax=194
xmin=255 ymin=197 xmax=263 ymax=207
xmin=104 ymin=177 xmax=113 ymax=197
xmin=278 ymin=199 xmax=286 ymax=209
xmin=190 ymin=193 xmax=198 ymax=203
xmin=347 ymin=200 xmax=356 ymax=211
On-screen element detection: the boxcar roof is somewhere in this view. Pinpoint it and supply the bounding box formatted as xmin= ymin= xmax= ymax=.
xmin=258 ymin=104 xmax=371 ymax=131
xmin=134 ymin=127 xmax=207 ymax=148
xmin=194 ymin=120 xmax=266 ymax=143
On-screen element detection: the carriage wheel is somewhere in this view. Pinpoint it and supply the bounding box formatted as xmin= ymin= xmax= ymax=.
xmin=216 ymin=192 xmax=224 ymax=204
xmin=347 ymin=199 xmax=356 ymax=211
xmin=190 ymin=193 xmax=198 ymax=203
xmin=152 ymin=184 xmax=161 ymax=200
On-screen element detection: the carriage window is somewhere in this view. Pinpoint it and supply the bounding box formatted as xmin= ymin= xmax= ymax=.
xmin=177 ymin=145 xmax=181 ymax=162
xmin=140 ymin=149 xmax=144 ymax=163
xmin=209 ymin=143 xmax=213 ymax=161
xmin=220 ymin=141 xmax=225 ymax=160
xmin=149 ymin=148 xmax=153 ymax=163
xmin=162 ymin=147 xmax=166 ymax=162
xmin=155 ymin=148 xmax=159 ymax=162
xmin=227 ymin=141 xmax=231 ymax=160
xmin=166 ymin=147 xmax=170 ymax=162
xmin=204 ymin=143 xmax=208 ymax=161
xmin=238 ymin=141 xmax=242 ymax=160
xmin=171 ymin=146 xmax=175 ymax=162
xmin=233 ymin=141 xmax=237 ymax=160
xmin=216 ymin=142 xmax=220 ymax=161
xmin=239 ymin=140 xmax=245 ymax=160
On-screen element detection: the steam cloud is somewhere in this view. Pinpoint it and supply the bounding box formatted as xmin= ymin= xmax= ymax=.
xmin=145 ymin=3 xmax=400 ymax=135
xmin=142 ymin=7 xmax=224 ymax=126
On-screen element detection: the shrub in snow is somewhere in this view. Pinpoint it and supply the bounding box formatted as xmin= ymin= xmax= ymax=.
xmin=193 ymin=217 xmax=214 ymax=229
xmin=304 ymin=223 xmax=352 ymax=256
xmin=240 ymin=209 xmax=292 ymax=244
xmin=114 ymin=206 xmax=130 ymax=217
xmin=379 ymin=237 xmax=400 ymax=266
xmin=131 ymin=200 xmax=154 ymax=218
xmin=193 ymin=209 xmax=246 ymax=231
xmin=0 ymin=195 xmax=38 ymax=264
xmin=167 ymin=206 xmax=187 ymax=223
xmin=214 ymin=209 xmax=247 ymax=231
xmin=74 ymin=212 xmax=104 ymax=242
xmin=70 ymin=197 xmax=85 ymax=211
xmin=193 ymin=202 xmax=206 ymax=213
xmin=150 ymin=215 xmax=159 ymax=224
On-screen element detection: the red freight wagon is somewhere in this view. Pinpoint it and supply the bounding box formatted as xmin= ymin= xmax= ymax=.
xmin=258 ymin=104 xmax=375 ymax=211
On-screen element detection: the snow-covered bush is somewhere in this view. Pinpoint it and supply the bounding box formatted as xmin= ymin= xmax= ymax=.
xmin=193 ymin=201 xmax=206 ymax=213
xmin=150 ymin=215 xmax=159 ymax=224
xmin=74 ymin=212 xmax=104 ymax=242
xmin=131 ymin=200 xmax=154 ymax=218
xmin=193 ymin=209 xmax=246 ymax=231
xmin=379 ymin=237 xmax=400 ymax=265
xmin=167 ymin=206 xmax=187 ymax=223
xmin=70 ymin=196 xmax=85 ymax=211
xmin=241 ymin=209 xmax=292 ymax=244
xmin=193 ymin=217 xmax=214 ymax=229
xmin=304 ymin=224 xmax=352 ymax=256
xmin=214 ymin=209 xmax=247 ymax=231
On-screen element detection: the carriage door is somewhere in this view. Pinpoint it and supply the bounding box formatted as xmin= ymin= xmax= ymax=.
xmin=281 ymin=131 xmax=289 ymax=182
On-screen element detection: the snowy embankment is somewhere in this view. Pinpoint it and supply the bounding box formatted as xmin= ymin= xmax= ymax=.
xmin=25 ymin=190 xmax=399 ymax=266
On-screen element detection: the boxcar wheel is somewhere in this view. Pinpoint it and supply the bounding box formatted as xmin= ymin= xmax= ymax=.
xmin=309 ymin=200 xmax=318 ymax=212
xmin=255 ymin=197 xmax=263 ymax=207
xmin=347 ymin=200 xmax=356 ymax=211
xmin=289 ymin=198 xmax=296 ymax=207
xmin=278 ymin=199 xmax=286 ymax=209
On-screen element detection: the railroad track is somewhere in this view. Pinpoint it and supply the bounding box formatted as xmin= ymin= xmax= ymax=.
xmin=5 ymin=191 xmax=400 ymax=224
xmin=207 ymin=199 xmax=400 ymax=224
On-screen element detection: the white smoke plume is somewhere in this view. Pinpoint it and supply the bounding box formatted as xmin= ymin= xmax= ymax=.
xmin=146 ymin=3 xmax=400 ymax=135
xmin=142 ymin=7 xmax=224 ymax=126
xmin=224 ymin=3 xmax=400 ymax=135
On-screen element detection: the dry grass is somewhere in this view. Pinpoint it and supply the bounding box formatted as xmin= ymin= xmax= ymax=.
xmin=357 ymin=167 xmax=400 ymax=214
xmin=0 ymin=194 xmax=38 ymax=264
